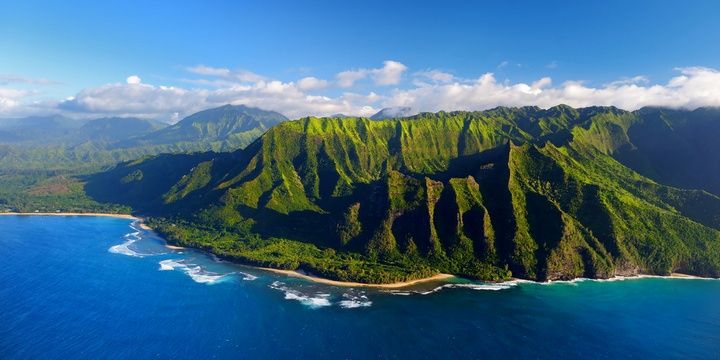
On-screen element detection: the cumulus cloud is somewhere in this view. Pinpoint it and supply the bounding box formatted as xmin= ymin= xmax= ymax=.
xmin=126 ymin=75 xmax=142 ymax=85
xmin=381 ymin=67 xmax=720 ymax=112
xmin=58 ymin=82 xmax=209 ymax=119
xmin=336 ymin=69 xmax=368 ymax=88
xmin=335 ymin=60 xmax=408 ymax=87
xmin=56 ymin=78 xmax=378 ymax=120
xmin=297 ymin=76 xmax=329 ymax=90
xmin=205 ymin=80 xmax=377 ymax=118
xmin=0 ymin=88 xmax=30 ymax=113
xmin=372 ymin=60 xmax=407 ymax=86
xmin=414 ymin=69 xmax=455 ymax=84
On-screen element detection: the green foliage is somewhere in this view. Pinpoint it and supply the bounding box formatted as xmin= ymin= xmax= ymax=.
xmin=0 ymin=171 xmax=129 ymax=213
xmin=149 ymin=218 xmax=437 ymax=284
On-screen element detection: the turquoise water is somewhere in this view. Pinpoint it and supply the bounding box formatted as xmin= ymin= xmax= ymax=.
xmin=1 ymin=216 xmax=719 ymax=359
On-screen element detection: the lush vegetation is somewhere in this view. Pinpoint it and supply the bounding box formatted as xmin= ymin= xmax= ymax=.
xmin=0 ymin=170 xmax=129 ymax=213
xmin=0 ymin=105 xmax=286 ymax=172
xmin=85 ymin=106 xmax=720 ymax=283
xmin=147 ymin=217 xmax=438 ymax=284
xmin=0 ymin=104 xmax=287 ymax=212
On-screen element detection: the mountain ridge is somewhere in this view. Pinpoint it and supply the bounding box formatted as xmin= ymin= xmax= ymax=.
xmin=86 ymin=105 xmax=720 ymax=283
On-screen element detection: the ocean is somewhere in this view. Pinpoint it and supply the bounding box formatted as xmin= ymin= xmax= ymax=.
xmin=1 ymin=216 xmax=719 ymax=359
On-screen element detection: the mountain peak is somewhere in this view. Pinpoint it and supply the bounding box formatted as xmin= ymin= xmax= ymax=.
xmin=370 ymin=107 xmax=415 ymax=120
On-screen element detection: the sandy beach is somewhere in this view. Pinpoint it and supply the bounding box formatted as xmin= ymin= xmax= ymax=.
xmin=258 ymin=267 xmax=454 ymax=289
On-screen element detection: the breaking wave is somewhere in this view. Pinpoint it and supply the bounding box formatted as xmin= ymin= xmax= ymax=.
xmin=157 ymin=259 xmax=236 ymax=284
xmin=383 ymin=281 xmax=518 ymax=296
xmin=269 ymin=281 xmax=333 ymax=308
xmin=108 ymin=222 xmax=150 ymax=257
xmin=339 ymin=292 xmax=372 ymax=308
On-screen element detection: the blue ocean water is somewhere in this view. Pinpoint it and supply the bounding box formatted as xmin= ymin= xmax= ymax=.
xmin=1 ymin=216 xmax=719 ymax=359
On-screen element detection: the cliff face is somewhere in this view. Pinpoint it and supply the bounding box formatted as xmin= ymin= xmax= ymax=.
xmin=87 ymin=106 xmax=720 ymax=281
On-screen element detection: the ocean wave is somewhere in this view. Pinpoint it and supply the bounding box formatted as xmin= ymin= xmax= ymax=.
xmin=418 ymin=282 xmax=518 ymax=295
xmin=239 ymin=272 xmax=258 ymax=281
xmin=157 ymin=259 xmax=234 ymax=284
xmin=500 ymin=274 xmax=720 ymax=287
xmin=158 ymin=259 xmax=183 ymax=271
xmin=339 ymin=292 xmax=372 ymax=308
xmin=269 ymin=281 xmax=333 ymax=308
xmin=381 ymin=281 xmax=517 ymax=296
xmin=108 ymin=228 xmax=146 ymax=257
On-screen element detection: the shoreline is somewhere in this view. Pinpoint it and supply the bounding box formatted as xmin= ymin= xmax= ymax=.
xmin=258 ymin=267 xmax=455 ymax=289
xmin=519 ymin=272 xmax=717 ymax=285
xmin=0 ymin=212 xmax=139 ymax=220
xmin=1 ymin=212 xmax=715 ymax=286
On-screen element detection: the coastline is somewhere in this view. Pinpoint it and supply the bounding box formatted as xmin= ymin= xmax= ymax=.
xmin=1 ymin=212 xmax=714 ymax=287
xmin=257 ymin=267 xmax=455 ymax=289
xmin=0 ymin=210 xmax=160 ymax=231
xmin=0 ymin=212 xmax=139 ymax=220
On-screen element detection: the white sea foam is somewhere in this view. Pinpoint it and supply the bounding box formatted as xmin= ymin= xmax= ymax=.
xmin=239 ymin=272 xmax=258 ymax=281
xmin=108 ymin=227 xmax=146 ymax=257
xmin=380 ymin=281 xmax=518 ymax=296
xmin=533 ymin=274 xmax=718 ymax=286
xmin=158 ymin=259 xmax=183 ymax=271
xmin=339 ymin=292 xmax=372 ymax=308
xmin=418 ymin=282 xmax=518 ymax=295
xmin=185 ymin=265 xmax=229 ymax=284
xmin=269 ymin=281 xmax=333 ymax=308
xmin=157 ymin=259 xmax=234 ymax=284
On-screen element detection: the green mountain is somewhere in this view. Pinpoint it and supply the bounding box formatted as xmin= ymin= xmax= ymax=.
xmin=0 ymin=105 xmax=287 ymax=214
xmin=0 ymin=115 xmax=85 ymax=145
xmin=0 ymin=105 xmax=287 ymax=171
xmin=119 ymin=104 xmax=288 ymax=151
xmin=610 ymin=107 xmax=720 ymax=195
xmin=74 ymin=117 xmax=165 ymax=144
xmin=86 ymin=106 xmax=720 ymax=284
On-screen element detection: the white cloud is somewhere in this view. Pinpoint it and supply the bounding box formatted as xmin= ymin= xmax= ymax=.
xmin=372 ymin=60 xmax=407 ymax=86
xmin=297 ymin=77 xmax=329 ymax=90
xmin=0 ymin=88 xmax=33 ymax=114
xmin=381 ymin=67 xmax=720 ymax=112
xmin=126 ymin=75 xmax=142 ymax=85
xmin=206 ymin=80 xmax=377 ymax=118
xmin=186 ymin=65 xmax=265 ymax=83
xmin=414 ymin=69 xmax=455 ymax=84
xmin=55 ymin=77 xmax=378 ymax=121
xmin=336 ymin=69 xmax=368 ymax=88
xmin=58 ymin=82 xmax=208 ymax=119
xmin=335 ymin=60 xmax=408 ymax=87
xmin=606 ymin=75 xmax=649 ymax=87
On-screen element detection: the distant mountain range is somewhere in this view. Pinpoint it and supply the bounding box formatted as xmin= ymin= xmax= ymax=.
xmin=0 ymin=105 xmax=287 ymax=171
xmin=86 ymin=105 xmax=720 ymax=284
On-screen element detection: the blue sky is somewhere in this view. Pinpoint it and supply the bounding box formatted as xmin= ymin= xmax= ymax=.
xmin=2 ymin=0 xmax=720 ymax=120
